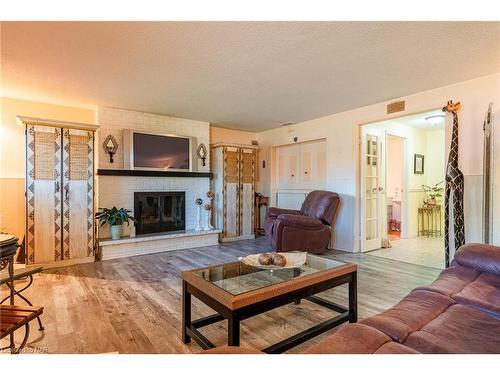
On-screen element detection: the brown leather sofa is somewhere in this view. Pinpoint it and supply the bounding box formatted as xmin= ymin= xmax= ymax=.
xmin=204 ymin=243 xmax=500 ymax=354
xmin=264 ymin=190 xmax=340 ymax=254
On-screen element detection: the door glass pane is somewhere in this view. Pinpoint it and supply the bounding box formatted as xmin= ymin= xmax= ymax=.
xmin=365 ymin=134 xmax=379 ymax=241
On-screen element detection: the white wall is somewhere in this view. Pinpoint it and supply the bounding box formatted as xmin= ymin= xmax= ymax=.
xmin=96 ymin=107 xmax=211 ymax=238
xmin=426 ymin=129 xmax=446 ymax=188
xmin=257 ymin=73 xmax=500 ymax=253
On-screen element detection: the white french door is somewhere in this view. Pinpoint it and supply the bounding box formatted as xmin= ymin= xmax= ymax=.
xmin=360 ymin=127 xmax=384 ymax=252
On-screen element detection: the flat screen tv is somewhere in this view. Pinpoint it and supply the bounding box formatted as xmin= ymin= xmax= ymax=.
xmin=124 ymin=130 xmax=193 ymax=171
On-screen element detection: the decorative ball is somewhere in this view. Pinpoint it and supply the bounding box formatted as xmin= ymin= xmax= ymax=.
xmin=272 ymin=253 xmax=287 ymax=267
xmin=258 ymin=253 xmax=273 ymax=265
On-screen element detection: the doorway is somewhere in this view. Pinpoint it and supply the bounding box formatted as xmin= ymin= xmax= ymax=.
xmin=360 ymin=109 xmax=446 ymax=269
xmin=386 ymin=135 xmax=405 ymax=241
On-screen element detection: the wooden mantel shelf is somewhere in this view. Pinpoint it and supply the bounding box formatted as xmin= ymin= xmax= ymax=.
xmin=97 ymin=169 xmax=213 ymax=178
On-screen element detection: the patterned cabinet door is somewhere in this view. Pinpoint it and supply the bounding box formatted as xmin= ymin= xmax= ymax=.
xmin=239 ymin=148 xmax=255 ymax=236
xmin=26 ymin=125 xmax=63 ymax=264
xmin=223 ymin=147 xmax=240 ymax=238
xmin=62 ymin=128 xmax=94 ymax=260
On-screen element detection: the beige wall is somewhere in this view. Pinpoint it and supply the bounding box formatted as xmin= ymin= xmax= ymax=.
xmin=0 ymin=97 xmax=96 ymax=238
xmin=257 ymin=73 xmax=500 ymax=253
xmin=210 ymin=126 xmax=257 ymax=146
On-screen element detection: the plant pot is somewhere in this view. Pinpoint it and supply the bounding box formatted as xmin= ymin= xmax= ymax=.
xmin=110 ymin=225 xmax=122 ymax=240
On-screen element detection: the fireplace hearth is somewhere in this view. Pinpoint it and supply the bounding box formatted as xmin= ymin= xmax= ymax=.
xmin=134 ymin=192 xmax=185 ymax=235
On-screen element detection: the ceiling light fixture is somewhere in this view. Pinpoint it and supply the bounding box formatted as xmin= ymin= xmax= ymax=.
xmin=425 ymin=114 xmax=445 ymax=126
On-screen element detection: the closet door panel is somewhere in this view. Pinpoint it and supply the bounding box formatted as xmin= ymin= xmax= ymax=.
xmin=240 ymin=149 xmax=255 ymax=236
xmin=301 ymin=147 xmax=312 ymax=185
xmin=286 ymin=154 xmax=298 ymax=187
xmin=223 ymin=147 xmax=240 ymax=238
xmin=313 ymin=141 xmax=327 ymax=188
xmin=62 ymin=128 xmax=94 ymax=259
xmin=26 ymin=125 xmax=62 ymax=264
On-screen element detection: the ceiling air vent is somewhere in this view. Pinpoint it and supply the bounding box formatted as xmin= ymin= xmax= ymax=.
xmin=387 ymin=101 xmax=405 ymax=114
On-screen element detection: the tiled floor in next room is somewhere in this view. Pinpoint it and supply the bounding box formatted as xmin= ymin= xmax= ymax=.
xmin=368 ymin=236 xmax=445 ymax=269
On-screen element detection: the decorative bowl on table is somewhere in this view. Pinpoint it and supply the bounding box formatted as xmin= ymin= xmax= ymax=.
xmin=238 ymin=252 xmax=307 ymax=270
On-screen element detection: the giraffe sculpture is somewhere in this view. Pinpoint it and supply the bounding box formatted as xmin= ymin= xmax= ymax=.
xmin=442 ymin=100 xmax=465 ymax=267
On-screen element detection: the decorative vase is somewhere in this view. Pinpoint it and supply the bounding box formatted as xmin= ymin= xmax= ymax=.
xmin=204 ymin=210 xmax=213 ymax=231
xmin=110 ymin=225 xmax=122 ymax=240
xmin=195 ymin=205 xmax=202 ymax=231
xmin=129 ymin=225 xmax=136 ymax=238
xmin=208 ymin=209 xmax=214 ymax=230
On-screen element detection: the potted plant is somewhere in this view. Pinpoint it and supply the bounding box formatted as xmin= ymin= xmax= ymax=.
xmin=96 ymin=207 xmax=136 ymax=240
xmin=422 ymin=181 xmax=444 ymax=206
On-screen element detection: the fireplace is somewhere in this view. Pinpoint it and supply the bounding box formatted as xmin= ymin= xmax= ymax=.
xmin=134 ymin=192 xmax=185 ymax=235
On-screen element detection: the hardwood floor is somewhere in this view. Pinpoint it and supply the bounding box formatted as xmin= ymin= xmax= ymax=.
xmin=0 ymin=237 xmax=441 ymax=354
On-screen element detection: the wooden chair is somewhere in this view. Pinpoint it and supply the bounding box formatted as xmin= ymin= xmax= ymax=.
xmin=0 ymin=305 xmax=44 ymax=353
xmin=0 ymin=234 xmax=44 ymax=354
xmin=0 ymin=266 xmax=45 ymax=331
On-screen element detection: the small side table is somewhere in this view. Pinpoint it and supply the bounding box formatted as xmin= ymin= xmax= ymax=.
xmin=417 ymin=205 xmax=442 ymax=237
xmin=254 ymin=195 xmax=269 ymax=237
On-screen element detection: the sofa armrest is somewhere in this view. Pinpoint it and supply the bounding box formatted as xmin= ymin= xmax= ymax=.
xmin=454 ymin=243 xmax=500 ymax=275
xmin=276 ymin=214 xmax=325 ymax=229
xmin=267 ymin=207 xmax=301 ymax=218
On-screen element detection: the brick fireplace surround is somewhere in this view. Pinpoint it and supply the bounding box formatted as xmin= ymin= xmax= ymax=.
xmin=96 ymin=107 xmax=220 ymax=260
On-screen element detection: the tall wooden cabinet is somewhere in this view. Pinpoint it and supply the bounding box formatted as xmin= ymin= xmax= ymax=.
xmin=211 ymin=143 xmax=258 ymax=242
xmin=20 ymin=117 xmax=99 ymax=267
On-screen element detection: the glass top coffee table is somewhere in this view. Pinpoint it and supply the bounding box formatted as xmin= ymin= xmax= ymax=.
xmin=181 ymin=253 xmax=357 ymax=353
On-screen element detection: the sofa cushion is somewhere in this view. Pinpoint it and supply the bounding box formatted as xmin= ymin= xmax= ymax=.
xmin=404 ymin=304 xmax=500 ymax=354
xmin=451 ymin=273 xmax=500 ymax=318
xmin=373 ymin=342 xmax=420 ymax=354
xmin=304 ymin=323 xmax=391 ymax=354
xmin=360 ymin=290 xmax=455 ymax=343
xmin=415 ymin=265 xmax=479 ymax=297
xmin=454 ymin=243 xmax=500 ymax=276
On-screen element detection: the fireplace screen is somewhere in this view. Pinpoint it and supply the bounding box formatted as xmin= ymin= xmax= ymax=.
xmin=134 ymin=192 xmax=185 ymax=235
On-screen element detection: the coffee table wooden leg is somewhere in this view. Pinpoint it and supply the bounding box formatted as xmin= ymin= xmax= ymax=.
xmin=182 ymin=280 xmax=191 ymax=344
xmin=348 ymin=272 xmax=358 ymax=323
xmin=228 ymin=313 xmax=240 ymax=346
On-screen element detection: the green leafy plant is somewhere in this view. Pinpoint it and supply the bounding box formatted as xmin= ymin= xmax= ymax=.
xmin=422 ymin=181 xmax=444 ymax=203
xmin=96 ymin=207 xmax=137 ymax=227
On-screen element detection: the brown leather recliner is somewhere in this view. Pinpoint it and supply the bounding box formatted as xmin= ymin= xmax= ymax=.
xmin=264 ymin=190 xmax=340 ymax=254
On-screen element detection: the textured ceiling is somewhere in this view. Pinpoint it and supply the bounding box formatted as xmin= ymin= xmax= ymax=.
xmin=1 ymin=22 xmax=499 ymax=131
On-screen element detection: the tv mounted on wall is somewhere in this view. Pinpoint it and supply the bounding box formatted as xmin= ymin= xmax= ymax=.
xmin=123 ymin=130 xmax=196 ymax=171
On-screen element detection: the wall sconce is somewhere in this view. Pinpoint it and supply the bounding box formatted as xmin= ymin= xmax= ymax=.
xmin=196 ymin=143 xmax=208 ymax=166
xmin=103 ymin=135 xmax=118 ymax=163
